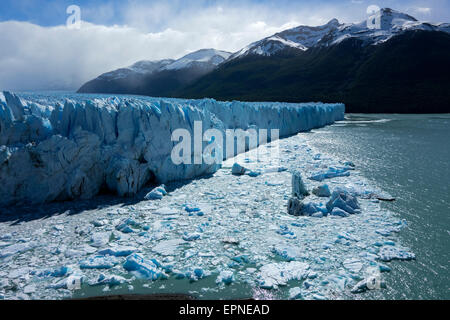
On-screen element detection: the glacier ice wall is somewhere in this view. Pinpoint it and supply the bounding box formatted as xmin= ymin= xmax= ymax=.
xmin=0 ymin=92 xmax=344 ymax=206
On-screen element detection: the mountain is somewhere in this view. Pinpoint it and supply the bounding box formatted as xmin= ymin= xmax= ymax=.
xmin=78 ymin=8 xmax=450 ymax=113
xmin=179 ymin=8 xmax=450 ymax=113
xmin=77 ymin=49 xmax=231 ymax=96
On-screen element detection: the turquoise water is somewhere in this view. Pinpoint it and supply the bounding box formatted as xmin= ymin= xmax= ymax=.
xmin=307 ymin=114 xmax=450 ymax=299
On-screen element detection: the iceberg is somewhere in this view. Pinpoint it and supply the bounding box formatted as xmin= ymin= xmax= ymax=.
xmin=123 ymin=253 xmax=166 ymax=280
xmin=0 ymin=91 xmax=344 ymax=206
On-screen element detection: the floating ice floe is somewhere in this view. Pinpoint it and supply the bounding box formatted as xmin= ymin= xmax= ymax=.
xmin=79 ymin=255 xmax=120 ymax=269
xmin=152 ymin=239 xmax=185 ymax=256
xmin=98 ymin=246 xmax=138 ymax=257
xmin=257 ymin=261 xmax=309 ymax=289
xmin=0 ymin=242 xmax=38 ymax=259
xmin=89 ymin=273 xmax=128 ymax=287
xmin=378 ymin=246 xmax=415 ymax=262
xmin=308 ymin=166 xmax=353 ymax=182
xmin=216 ymin=270 xmax=234 ymax=285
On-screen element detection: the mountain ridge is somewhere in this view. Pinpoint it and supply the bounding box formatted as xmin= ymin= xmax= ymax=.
xmin=78 ymin=8 xmax=450 ymax=113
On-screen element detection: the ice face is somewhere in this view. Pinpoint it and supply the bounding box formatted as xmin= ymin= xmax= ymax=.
xmin=0 ymin=91 xmax=344 ymax=207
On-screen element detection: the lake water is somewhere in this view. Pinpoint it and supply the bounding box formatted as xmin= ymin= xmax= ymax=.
xmin=307 ymin=114 xmax=450 ymax=299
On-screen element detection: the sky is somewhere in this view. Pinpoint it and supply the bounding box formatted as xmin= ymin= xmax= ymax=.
xmin=0 ymin=0 xmax=449 ymax=91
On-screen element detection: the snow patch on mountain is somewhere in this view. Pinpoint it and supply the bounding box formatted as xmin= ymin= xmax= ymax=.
xmin=163 ymin=49 xmax=231 ymax=71
xmin=231 ymin=8 xmax=450 ymax=59
xmin=93 ymin=49 xmax=231 ymax=82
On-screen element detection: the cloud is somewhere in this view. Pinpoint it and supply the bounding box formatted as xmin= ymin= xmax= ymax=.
xmin=0 ymin=2 xmax=330 ymax=91
xmin=414 ymin=7 xmax=431 ymax=14
xmin=1 ymin=0 xmax=447 ymax=91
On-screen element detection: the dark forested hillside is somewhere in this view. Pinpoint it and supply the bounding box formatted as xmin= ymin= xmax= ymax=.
xmin=178 ymin=31 xmax=450 ymax=113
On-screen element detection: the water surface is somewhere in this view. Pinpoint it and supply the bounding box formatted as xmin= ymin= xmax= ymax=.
xmin=307 ymin=114 xmax=450 ymax=299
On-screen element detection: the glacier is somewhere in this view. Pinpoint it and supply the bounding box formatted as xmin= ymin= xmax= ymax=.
xmin=0 ymin=119 xmax=415 ymax=300
xmin=0 ymin=91 xmax=344 ymax=207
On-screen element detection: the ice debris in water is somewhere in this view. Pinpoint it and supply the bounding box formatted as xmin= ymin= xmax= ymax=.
xmin=0 ymin=102 xmax=415 ymax=299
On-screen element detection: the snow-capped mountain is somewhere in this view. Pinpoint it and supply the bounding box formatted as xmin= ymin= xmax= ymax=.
xmin=79 ymin=7 xmax=450 ymax=113
xmin=230 ymin=18 xmax=340 ymax=59
xmin=78 ymin=48 xmax=232 ymax=95
xmin=162 ymin=49 xmax=231 ymax=70
xmin=97 ymin=59 xmax=175 ymax=81
xmin=230 ymin=8 xmax=450 ymax=59
xmin=90 ymin=49 xmax=231 ymax=82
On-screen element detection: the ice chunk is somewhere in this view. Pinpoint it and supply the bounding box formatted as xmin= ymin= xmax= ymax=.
xmin=123 ymin=253 xmax=166 ymax=280
xmin=258 ymin=261 xmax=309 ymax=289
xmin=289 ymin=287 xmax=302 ymax=299
xmin=216 ymin=270 xmax=234 ymax=285
xmin=222 ymin=237 xmax=239 ymax=245
xmin=90 ymin=232 xmax=111 ymax=247
xmin=309 ymin=167 xmax=351 ymax=181
xmin=272 ymin=245 xmax=303 ymax=261
xmin=343 ymin=258 xmax=363 ymax=273
xmin=312 ymin=184 xmax=331 ymax=197
xmin=231 ymin=163 xmax=246 ymax=176
xmin=287 ymin=197 xmax=302 ymax=216
xmin=98 ymin=246 xmax=137 ymax=257
xmin=182 ymin=232 xmax=201 ymax=241
xmin=89 ymin=274 xmax=128 ymax=287
xmin=287 ymin=199 xmax=321 ymax=217
xmin=152 ymin=239 xmax=185 ymax=256
xmin=152 ymin=207 xmax=180 ymax=216
xmin=115 ymin=218 xmax=140 ymax=233
xmin=330 ymin=207 xmax=350 ymax=218
xmin=326 ymin=190 xmax=361 ymax=214
xmin=144 ymin=185 xmax=167 ymax=200
xmin=378 ymin=246 xmax=415 ymax=262
xmin=301 ymin=202 xmax=320 ymax=216
xmin=80 ymin=255 xmax=119 ymax=269
xmin=248 ymin=170 xmax=261 ymax=177
xmin=0 ymin=241 xmax=37 ymax=259
xmin=292 ymin=170 xmax=309 ymax=198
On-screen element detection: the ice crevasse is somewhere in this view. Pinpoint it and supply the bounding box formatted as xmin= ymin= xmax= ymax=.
xmin=0 ymin=92 xmax=344 ymax=206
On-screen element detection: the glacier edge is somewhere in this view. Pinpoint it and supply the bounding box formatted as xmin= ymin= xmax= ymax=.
xmin=0 ymin=92 xmax=344 ymax=207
